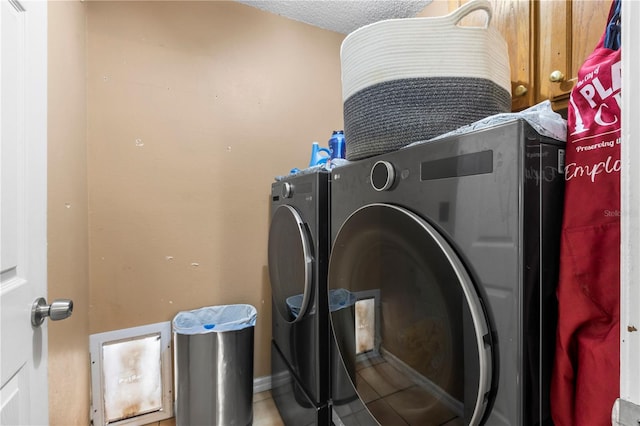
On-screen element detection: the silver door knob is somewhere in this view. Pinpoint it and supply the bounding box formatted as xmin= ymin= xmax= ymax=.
xmin=31 ymin=297 xmax=73 ymax=327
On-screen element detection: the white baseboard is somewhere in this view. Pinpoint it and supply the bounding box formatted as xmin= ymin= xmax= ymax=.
xmin=253 ymin=375 xmax=272 ymax=393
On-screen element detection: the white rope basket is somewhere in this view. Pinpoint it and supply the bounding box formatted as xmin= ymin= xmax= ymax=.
xmin=340 ymin=0 xmax=512 ymax=160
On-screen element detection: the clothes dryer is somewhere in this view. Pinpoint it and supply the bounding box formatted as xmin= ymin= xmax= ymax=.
xmin=328 ymin=119 xmax=564 ymax=425
xmin=268 ymin=170 xmax=331 ymax=426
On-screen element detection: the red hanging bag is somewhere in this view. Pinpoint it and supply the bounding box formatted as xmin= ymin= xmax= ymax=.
xmin=551 ymin=1 xmax=622 ymax=425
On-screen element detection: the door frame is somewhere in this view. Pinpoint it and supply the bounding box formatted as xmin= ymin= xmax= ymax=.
xmin=619 ymin=0 xmax=640 ymax=413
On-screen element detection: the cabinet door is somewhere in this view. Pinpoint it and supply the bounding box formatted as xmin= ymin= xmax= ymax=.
xmin=487 ymin=0 xmax=533 ymax=111
xmin=537 ymin=0 xmax=610 ymax=109
xmin=448 ymin=0 xmax=534 ymax=111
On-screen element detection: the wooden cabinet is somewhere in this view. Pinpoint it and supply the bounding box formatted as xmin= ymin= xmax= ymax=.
xmin=537 ymin=0 xmax=610 ymax=110
xmin=487 ymin=0 xmax=534 ymax=111
xmin=444 ymin=0 xmax=610 ymax=111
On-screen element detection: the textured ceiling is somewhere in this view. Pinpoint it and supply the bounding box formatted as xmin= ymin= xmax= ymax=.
xmin=235 ymin=1 xmax=433 ymax=35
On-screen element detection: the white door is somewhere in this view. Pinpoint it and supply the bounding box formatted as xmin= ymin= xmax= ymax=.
xmin=0 ymin=0 xmax=49 ymax=424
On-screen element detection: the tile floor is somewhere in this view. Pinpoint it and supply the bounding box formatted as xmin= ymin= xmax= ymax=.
xmin=149 ymin=378 xmax=459 ymax=426
xmin=149 ymin=354 xmax=459 ymax=426
xmin=253 ymin=390 xmax=286 ymax=426
xmin=353 ymin=353 xmax=463 ymax=426
xmin=147 ymin=391 xmax=284 ymax=426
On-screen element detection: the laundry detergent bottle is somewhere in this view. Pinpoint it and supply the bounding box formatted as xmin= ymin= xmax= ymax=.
xmin=309 ymin=142 xmax=331 ymax=167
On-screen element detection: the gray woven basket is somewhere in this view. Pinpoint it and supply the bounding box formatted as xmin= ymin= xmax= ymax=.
xmin=340 ymin=0 xmax=512 ymax=161
xmin=344 ymin=76 xmax=511 ymax=160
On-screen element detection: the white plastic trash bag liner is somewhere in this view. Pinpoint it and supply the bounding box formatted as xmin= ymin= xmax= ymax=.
xmin=405 ymin=100 xmax=568 ymax=146
xmin=172 ymin=304 xmax=257 ymax=334
xmin=329 ymin=288 xmax=356 ymax=312
xmin=285 ymin=294 xmax=304 ymax=319
xmin=286 ymin=289 xmax=356 ymax=319
xmin=340 ymin=0 xmax=512 ymax=160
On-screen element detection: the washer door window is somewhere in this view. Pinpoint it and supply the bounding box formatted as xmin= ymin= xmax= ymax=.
xmin=268 ymin=205 xmax=314 ymax=323
xmin=329 ymin=204 xmax=493 ymax=425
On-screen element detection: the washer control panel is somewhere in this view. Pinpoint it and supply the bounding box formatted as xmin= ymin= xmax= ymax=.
xmin=281 ymin=182 xmax=293 ymax=198
xmin=370 ymin=161 xmax=395 ymax=191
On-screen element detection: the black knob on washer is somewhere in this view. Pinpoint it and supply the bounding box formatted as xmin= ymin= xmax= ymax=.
xmin=370 ymin=161 xmax=395 ymax=191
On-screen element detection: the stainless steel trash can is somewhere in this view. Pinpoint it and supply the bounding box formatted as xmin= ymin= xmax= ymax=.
xmin=173 ymin=304 xmax=257 ymax=426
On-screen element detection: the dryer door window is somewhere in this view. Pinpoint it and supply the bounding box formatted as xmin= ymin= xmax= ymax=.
xmin=329 ymin=203 xmax=493 ymax=425
xmin=268 ymin=205 xmax=314 ymax=323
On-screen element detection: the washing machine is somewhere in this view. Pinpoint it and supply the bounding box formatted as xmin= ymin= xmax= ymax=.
xmin=268 ymin=170 xmax=332 ymax=425
xmin=328 ymin=119 xmax=565 ymax=426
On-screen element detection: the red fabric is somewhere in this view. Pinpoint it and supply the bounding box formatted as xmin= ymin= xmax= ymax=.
xmin=551 ymin=1 xmax=621 ymax=424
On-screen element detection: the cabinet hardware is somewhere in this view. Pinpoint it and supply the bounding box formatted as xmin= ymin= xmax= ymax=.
xmin=514 ymin=85 xmax=528 ymax=96
xmin=549 ymin=70 xmax=566 ymax=83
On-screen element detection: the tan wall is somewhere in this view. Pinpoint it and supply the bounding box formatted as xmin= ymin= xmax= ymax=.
xmin=86 ymin=0 xmax=344 ymax=382
xmin=46 ymin=2 xmax=343 ymax=422
xmin=416 ymin=0 xmax=451 ymax=17
xmin=47 ymin=1 xmax=90 ymax=425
